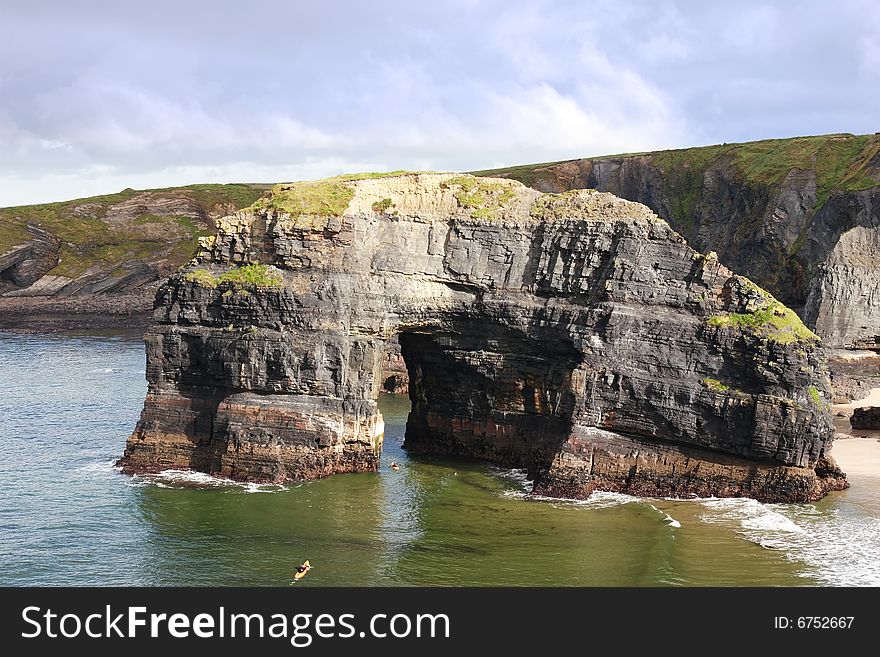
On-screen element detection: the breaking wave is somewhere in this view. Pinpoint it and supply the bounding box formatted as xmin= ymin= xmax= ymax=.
xmin=496 ymin=469 xmax=879 ymax=584
xmin=695 ymin=497 xmax=880 ymax=586
xmin=131 ymin=469 xmax=288 ymax=493
xmin=497 ymin=468 xmax=642 ymax=509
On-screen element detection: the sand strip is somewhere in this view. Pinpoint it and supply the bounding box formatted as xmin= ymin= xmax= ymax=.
xmin=832 ymin=386 xmax=880 ymax=413
xmin=832 ymin=437 xmax=880 ymax=479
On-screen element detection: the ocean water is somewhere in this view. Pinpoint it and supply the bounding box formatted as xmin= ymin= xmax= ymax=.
xmin=1 ymin=331 xmax=879 ymax=586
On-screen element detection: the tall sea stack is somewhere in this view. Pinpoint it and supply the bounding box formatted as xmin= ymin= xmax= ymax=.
xmin=118 ymin=173 xmax=847 ymax=502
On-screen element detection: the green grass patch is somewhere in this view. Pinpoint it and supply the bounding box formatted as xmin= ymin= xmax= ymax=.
xmin=650 ymin=143 xmax=734 ymax=173
xmin=814 ymin=135 xmax=880 ymax=207
xmin=806 ymin=385 xmax=831 ymax=412
xmin=702 ymin=377 xmax=731 ymax=393
xmin=0 ymin=183 xmax=267 ymax=280
xmin=471 ymin=161 xmax=569 ymax=188
xmin=248 ymin=172 xmax=439 ymax=218
xmin=53 ymin=240 xmax=159 ymax=278
xmin=250 ymin=180 xmax=355 ymax=217
xmin=169 ymin=183 xmax=267 ymax=212
xmin=443 ymin=175 xmax=517 ymax=220
xmin=706 ymin=307 xmax=817 ymax=344
xmin=650 ymin=134 xmax=880 ymax=213
xmin=333 ymin=170 xmax=436 ymax=182
xmin=472 ymin=134 xmax=880 ymax=215
xmin=707 ymin=278 xmax=819 ymax=344
xmin=183 ymin=269 xmax=219 ymax=288
xmin=371 ymin=198 xmax=393 ymax=213
xmin=0 ymin=218 xmax=33 ymax=255
xmin=217 ymin=264 xmax=283 ymax=288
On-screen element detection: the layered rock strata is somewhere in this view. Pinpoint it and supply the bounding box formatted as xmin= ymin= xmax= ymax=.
xmin=805 ymin=226 xmax=880 ymax=350
xmin=119 ymin=173 xmax=847 ymax=502
xmin=380 ymin=336 xmax=409 ymax=394
xmin=480 ymin=135 xmax=880 ymax=349
xmin=827 ymin=350 xmax=880 ymax=403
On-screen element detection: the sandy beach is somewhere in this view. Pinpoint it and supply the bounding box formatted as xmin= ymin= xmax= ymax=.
xmin=833 ymin=386 xmax=880 ymax=413
xmin=832 ymin=437 xmax=880 ymax=479
xmin=831 ymin=386 xmax=880 ymax=441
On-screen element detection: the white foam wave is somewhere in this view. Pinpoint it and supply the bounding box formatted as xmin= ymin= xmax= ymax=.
xmin=649 ymin=503 xmax=682 ymax=528
xmin=665 ymin=515 xmax=682 ymax=528
xmin=495 ymin=471 xmax=878 ymax=585
xmin=76 ymin=459 xmax=121 ymax=474
xmin=497 ymin=468 xmax=534 ymax=498
xmin=497 ymin=469 xmax=651 ymax=509
xmin=695 ymin=497 xmax=880 ymax=584
xmin=700 ymin=498 xmax=803 ymax=534
xmin=527 ymin=490 xmax=642 ymax=509
xmin=134 ymin=469 xmax=287 ymax=493
xmin=773 ymin=504 xmax=880 ymax=586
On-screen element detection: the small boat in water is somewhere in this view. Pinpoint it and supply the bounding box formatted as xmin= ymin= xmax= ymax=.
xmin=390 ymin=461 xmax=400 ymax=471
xmin=292 ymin=560 xmax=311 ymax=582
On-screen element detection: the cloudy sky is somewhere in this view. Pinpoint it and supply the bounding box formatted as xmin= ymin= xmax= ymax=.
xmin=1 ymin=0 xmax=878 ymax=206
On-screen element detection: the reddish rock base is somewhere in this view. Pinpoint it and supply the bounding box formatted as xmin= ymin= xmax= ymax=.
xmin=534 ymin=428 xmax=849 ymax=503
xmin=117 ymin=390 xmax=383 ymax=483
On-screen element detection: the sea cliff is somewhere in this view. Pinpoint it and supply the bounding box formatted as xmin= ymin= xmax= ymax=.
xmin=118 ymin=173 xmax=846 ymax=502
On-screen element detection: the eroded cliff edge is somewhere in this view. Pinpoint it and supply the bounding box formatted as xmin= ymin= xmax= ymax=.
xmin=477 ymin=133 xmax=880 ymax=350
xmin=119 ymin=173 xmax=847 ymax=502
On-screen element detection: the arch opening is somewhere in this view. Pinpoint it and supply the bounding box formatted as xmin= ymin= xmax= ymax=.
xmin=385 ymin=320 xmax=582 ymax=481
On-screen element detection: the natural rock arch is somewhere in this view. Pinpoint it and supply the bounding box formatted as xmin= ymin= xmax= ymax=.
xmin=119 ymin=173 xmax=847 ymax=502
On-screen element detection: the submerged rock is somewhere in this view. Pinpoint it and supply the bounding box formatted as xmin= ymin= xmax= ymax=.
xmin=118 ymin=173 xmax=848 ymax=502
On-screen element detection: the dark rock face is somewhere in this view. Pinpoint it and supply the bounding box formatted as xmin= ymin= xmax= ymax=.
xmin=851 ymin=407 xmax=880 ymax=429
xmin=482 ymin=146 xmax=880 ymax=349
xmin=0 ymin=223 xmax=61 ymax=293
xmin=828 ymin=351 xmax=880 ymax=403
xmin=119 ymin=174 xmax=847 ymax=502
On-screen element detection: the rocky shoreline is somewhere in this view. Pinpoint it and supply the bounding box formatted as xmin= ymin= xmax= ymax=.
xmin=0 ymin=294 xmax=153 ymax=333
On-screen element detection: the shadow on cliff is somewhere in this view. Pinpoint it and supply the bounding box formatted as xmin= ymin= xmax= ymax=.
xmin=393 ymin=319 xmax=581 ymax=482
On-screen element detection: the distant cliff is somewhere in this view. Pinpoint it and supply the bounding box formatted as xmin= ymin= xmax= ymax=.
xmin=0 ymin=184 xmax=268 ymax=329
xmin=4 ymin=133 xmax=879 ymax=346
xmin=476 ymin=133 xmax=880 ymax=349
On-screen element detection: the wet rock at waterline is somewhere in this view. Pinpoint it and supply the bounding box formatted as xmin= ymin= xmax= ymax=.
xmin=118 ymin=173 xmax=847 ymax=502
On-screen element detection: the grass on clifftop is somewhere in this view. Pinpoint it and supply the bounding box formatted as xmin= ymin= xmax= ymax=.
xmin=249 ymin=171 xmax=436 ymax=217
xmin=442 ymin=175 xmax=516 ymax=219
xmin=184 ymin=264 xmax=283 ymax=289
xmin=0 ymin=183 xmax=267 ymax=277
xmin=183 ymin=269 xmax=219 ymax=288
xmin=707 ymin=278 xmax=819 ymax=344
xmin=219 ymin=264 xmax=283 ymax=288
xmin=707 ymin=306 xmax=817 ymax=344
xmin=475 ymin=133 xmax=880 ymax=212
xmin=250 ymin=180 xmax=354 ymax=217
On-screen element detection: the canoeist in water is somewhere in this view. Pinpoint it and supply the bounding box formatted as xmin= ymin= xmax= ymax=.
xmin=292 ymin=560 xmax=311 ymax=582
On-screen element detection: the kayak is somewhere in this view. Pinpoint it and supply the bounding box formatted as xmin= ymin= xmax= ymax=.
xmin=293 ymin=560 xmax=311 ymax=581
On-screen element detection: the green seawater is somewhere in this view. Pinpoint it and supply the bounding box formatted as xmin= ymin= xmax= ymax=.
xmin=1 ymin=332 xmax=878 ymax=586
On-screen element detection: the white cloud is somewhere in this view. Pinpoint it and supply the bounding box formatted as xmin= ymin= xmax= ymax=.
xmin=1 ymin=0 xmax=878 ymax=206
xmin=0 ymin=158 xmax=391 ymax=208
